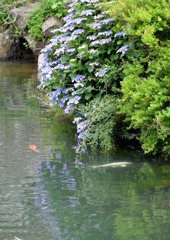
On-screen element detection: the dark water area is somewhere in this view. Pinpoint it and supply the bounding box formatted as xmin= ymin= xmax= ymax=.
xmin=0 ymin=62 xmax=170 ymax=240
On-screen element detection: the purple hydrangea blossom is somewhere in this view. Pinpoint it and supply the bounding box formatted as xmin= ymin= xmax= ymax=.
xmin=73 ymin=75 xmax=86 ymax=82
xmin=67 ymin=7 xmax=74 ymax=13
xmin=72 ymin=117 xmax=81 ymax=124
xmin=65 ymin=34 xmax=79 ymax=42
xmin=62 ymin=88 xmax=69 ymax=94
xmin=86 ymin=35 xmax=97 ymax=41
xmin=90 ymin=38 xmax=112 ymax=46
xmin=61 ymin=95 xmax=69 ymax=103
xmin=92 ymin=22 xmax=102 ymax=30
xmin=77 ymin=120 xmax=89 ymax=133
xmin=100 ymin=18 xmax=114 ymax=24
xmin=89 ymin=62 xmax=99 ymax=66
xmin=67 ymin=48 xmax=76 ymax=53
xmin=98 ymin=31 xmax=113 ymax=37
xmin=38 ymin=56 xmax=54 ymax=82
xmin=49 ymin=88 xmax=62 ymax=104
xmin=77 ymin=52 xmax=84 ymax=58
xmin=64 ymin=96 xmax=81 ymax=113
xmin=117 ymin=45 xmax=129 ymax=54
xmin=70 ymin=96 xmax=81 ymax=104
xmin=88 ymin=49 xmax=97 ymax=54
xmin=54 ymin=47 xmax=65 ymax=56
xmin=58 ymin=95 xmax=69 ymax=108
xmin=72 ymin=29 xmax=84 ymax=35
xmin=72 ymin=90 xmax=78 ymax=96
xmin=74 ymin=82 xmax=85 ymax=88
xmin=49 ymin=88 xmax=70 ymax=106
xmin=114 ymin=31 xmax=126 ymax=37
xmin=80 ymin=9 xmax=95 ymax=16
xmin=50 ymin=58 xmax=62 ymax=65
xmin=72 ymin=17 xmax=87 ymax=25
xmin=95 ymin=68 xmax=107 ymax=77
xmin=54 ymin=64 xmax=70 ymax=70
xmin=55 ymin=34 xmax=70 ymax=43
xmin=60 ymin=24 xmax=75 ymax=33
xmin=93 ymin=18 xmax=114 ymax=29
xmin=78 ymin=131 xmax=89 ymax=139
xmin=94 ymin=14 xmax=104 ymax=20
xmin=63 ymin=13 xmax=74 ymax=22
xmin=38 ymin=53 xmax=50 ymax=70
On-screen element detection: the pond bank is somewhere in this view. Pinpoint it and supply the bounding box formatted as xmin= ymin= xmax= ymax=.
xmin=0 ymin=2 xmax=62 ymax=61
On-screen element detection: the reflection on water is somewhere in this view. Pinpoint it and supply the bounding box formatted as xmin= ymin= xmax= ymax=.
xmin=0 ymin=62 xmax=170 ymax=240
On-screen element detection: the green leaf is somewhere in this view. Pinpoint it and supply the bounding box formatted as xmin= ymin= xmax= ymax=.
xmin=110 ymin=54 xmax=119 ymax=61
xmin=87 ymin=65 xmax=94 ymax=72
xmin=85 ymin=93 xmax=93 ymax=100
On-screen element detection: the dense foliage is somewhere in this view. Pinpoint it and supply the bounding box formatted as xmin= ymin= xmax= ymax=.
xmin=0 ymin=0 xmax=68 ymax=40
xmin=38 ymin=0 xmax=170 ymax=156
xmin=0 ymin=0 xmax=36 ymax=30
xmin=38 ymin=0 xmax=128 ymax=152
xmin=104 ymin=0 xmax=170 ymax=155
xmin=27 ymin=0 xmax=69 ymax=40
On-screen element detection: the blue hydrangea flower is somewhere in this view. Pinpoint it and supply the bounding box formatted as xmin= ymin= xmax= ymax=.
xmin=73 ymin=75 xmax=85 ymax=82
xmin=60 ymin=24 xmax=75 ymax=33
xmin=50 ymin=58 xmax=62 ymax=65
xmin=54 ymin=64 xmax=70 ymax=70
xmin=88 ymin=49 xmax=97 ymax=54
xmin=114 ymin=31 xmax=126 ymax=37
xmin=74 ymin=82 xmax=84 ymax=88
xmin=72 ymin=29 xmax=84 ymax=35
xmin=90 ymin=38 xmax=112 ymax=46
xmin=63 ymin=14 xmax=74 ymax=22
xmin=100 ymin=18 xmax=114 ymax=24
xmin=95 ymin=68 xmax=107 ymax=77
xmin=86 ymin=35 xmax=97 ymax=41
xmin=117 ymin=45 xmax=129 ymax=54
xmin=80 ymin=9 xmax=95 ymax=16
xmin=72 ymin=17 xmax=87 ymax=25
xmin=77 ymin=120 xmax=89 ymax=133
xmin=92 ymin=22 xmax=102 ymax=29
xmin=64 ymin=96 xmax=81 ymax=113
xmin=94 ymin=14 xmax=104 ymax=20
xmin=89 ymin=62 xmax=99 ymax=66
xmin=67 ymin=48 xmax=76 ymax=53
xmin=98 ymin=31 xmax=113 ymax=36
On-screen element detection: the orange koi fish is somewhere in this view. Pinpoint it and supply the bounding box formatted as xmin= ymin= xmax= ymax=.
xmin=29 ymin=144 xmax=39 ymax=152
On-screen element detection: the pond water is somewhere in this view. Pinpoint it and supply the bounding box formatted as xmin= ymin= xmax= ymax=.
xmin=0 ymin=62 xmax=170 ymax=240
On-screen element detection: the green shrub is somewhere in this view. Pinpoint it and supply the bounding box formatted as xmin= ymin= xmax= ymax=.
xmin=0 ymin=0 xmax=36 ymax=29
xmin=78 ymin=95 xmax=117 ymax=152
xmin=104 ymin=0 xmax=170 ymax=155
xmin=27 ymin=0 xmax=69 ymax=40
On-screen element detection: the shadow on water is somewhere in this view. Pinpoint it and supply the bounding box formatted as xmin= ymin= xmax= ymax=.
xmin=0 ymin=61 xmax=169 ymax=240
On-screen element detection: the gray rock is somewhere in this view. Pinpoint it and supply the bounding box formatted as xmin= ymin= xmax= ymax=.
xmin=0 ymin=29 xmax=15 ymax=60
xmin=22 ymin=34 xmax=45 ymax=57
xmin=42 ymin=16 xmax=63 ymax=37
xmin=9 ymin=3 xmax=39 ymax=30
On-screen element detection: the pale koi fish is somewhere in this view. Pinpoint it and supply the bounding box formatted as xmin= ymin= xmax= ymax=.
xmin=92 ymin=162 xmax=131 ymax=168
xmin=14 ymin=237 xmax=22 ymax=240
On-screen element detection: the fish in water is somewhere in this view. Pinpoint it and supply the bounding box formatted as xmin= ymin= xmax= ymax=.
xmin=92 ymin=162 xmax=131 ymax=168
xmin=28 ymin=144 xmax=40 ymax=152
xmin=14 ymin=237 xmax=22 ymax=240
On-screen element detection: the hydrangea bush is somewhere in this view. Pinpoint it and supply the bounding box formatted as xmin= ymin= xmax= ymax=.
xmin=38 ymin=0 xmax=128 ymax=151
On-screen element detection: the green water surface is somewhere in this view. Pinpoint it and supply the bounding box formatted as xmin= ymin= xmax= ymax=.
xmin=0 ymin=62 xmax=169 ymax=240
